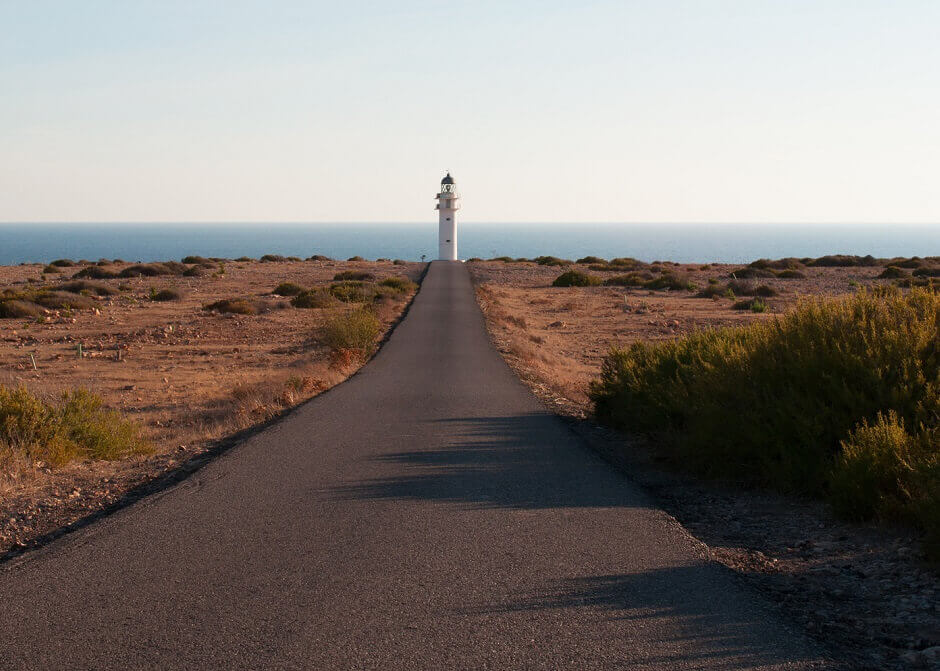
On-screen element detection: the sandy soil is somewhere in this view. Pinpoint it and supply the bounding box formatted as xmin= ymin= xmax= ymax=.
xmin=0 ymin=257 xmax=424 ymax=554
xmin=469 ymin=260 xmax=887 ymax=413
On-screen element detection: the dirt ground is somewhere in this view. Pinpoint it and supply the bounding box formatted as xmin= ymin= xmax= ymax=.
xmin=468 ymin=260 xmax=885 ymax=412
xmin=0 ymin=258 xmax=424 ymax=555
xmin=469 ymin=259 xmax=939 ymax=670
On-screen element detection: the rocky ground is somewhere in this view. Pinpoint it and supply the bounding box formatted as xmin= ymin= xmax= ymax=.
xmin=470 ymin=259 xmax=939 ymax=671
xmin=0 ymin=257 xmax=424 ymax=557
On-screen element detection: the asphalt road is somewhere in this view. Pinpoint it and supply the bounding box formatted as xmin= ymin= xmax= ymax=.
xmin=0 ymin=261 xmax=828 ymax=670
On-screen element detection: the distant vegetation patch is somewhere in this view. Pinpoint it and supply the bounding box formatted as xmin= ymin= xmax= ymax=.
xmin=552 ymin=270 xmax=601 ymax=287
xmin=334 ymin=270 xmax=375 ymax=281
xmin=58 ymin=280 xmax=118 ymax=296
xmin=150 ymin=288 xmax=183 ymax=302
xmin=534 ymin=256 xmax=573 ymax=267
xmin=203 ymin=298 xmax=257 ymax=315
xmin=273 ymin=282 xmax=305 ymax=297
xmin=591 ymin=287 xmax=940 ymax=560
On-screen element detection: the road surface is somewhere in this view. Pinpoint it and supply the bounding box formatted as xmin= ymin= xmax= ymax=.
xmin=0 ymin=261 xmax=828 ymax=669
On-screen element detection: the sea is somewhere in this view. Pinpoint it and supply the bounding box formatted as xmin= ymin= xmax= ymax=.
xmin=0 ymin=222 xmax=937 ymax=266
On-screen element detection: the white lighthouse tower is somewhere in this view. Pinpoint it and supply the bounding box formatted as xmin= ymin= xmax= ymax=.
xmin=435 ymin=172 xmax=460 ymax=260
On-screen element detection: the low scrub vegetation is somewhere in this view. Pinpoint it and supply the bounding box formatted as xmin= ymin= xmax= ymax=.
xmin=0 ymin=288 xmax=97 ymax=318
xmin=320 ymin=308 xmax=381 ymax=354
xmin=58 ymin=280 xmax=117 ymax=296
xmin=552 ymin=270 xmax=601 ymax=287
xmin=378 ymin=276 xmax=417 ymax=292
xmin=203 ymin=298 xmax=257 ymax=315
xmin=150 ymin=288 xmax=182 ymax=302
xmin=273 ymin=282 xmax=305 ymax=296
xmin=334 ymin=270 xmax=375 ymax=281
xmin=590 ymin=288 xmax=939 ymax=559
xmin=0 ymin=386 xmax=149 ymax=470
xmin=878 ymin=266 xmax=908 ymax=279
xmin=534 ymin=255 xmax=572 ymax=266
xmin=291 ymin=289 xmax=337 ymax=309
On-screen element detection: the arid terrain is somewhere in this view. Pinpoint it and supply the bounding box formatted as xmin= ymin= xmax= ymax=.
xmin=0 ymin=257 xmax=424 ymax=555
xmin=469 ymin=258 xmax=939 ymax=670
xmin=469 ymin=259 xmax=887 ymax=412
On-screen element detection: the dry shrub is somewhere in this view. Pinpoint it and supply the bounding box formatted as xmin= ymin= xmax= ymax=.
xmin=203 ymin=298 xmax=257 ymax=315
xmin=72 ymin=266 xmax=119 ymax=280
xmin=0 ymin=300 xmax=44 ymax=319
xmin=591 ymin=287 xmax=939 ymax=558
xmin=58 ymin=280 xmax=118 ymax=296
xmin=151 ymin=288 xmax=182 ymax=302
xmin=378 ymin=276 xmax=417 ymax=292
xmin=273 ymin=282 xmax=305 ymax=296
xmin=321 ymin=308 xmax=380 ymax=353
xmin=334 ymin=270 xmax=375 ymax=281
xmin=552 ymin=270 xmax=601 ymax=287
xmin=292 ymin=289 xmax=337 ymax=309
xmin=0 ymin=386 xmax=149 ymax=472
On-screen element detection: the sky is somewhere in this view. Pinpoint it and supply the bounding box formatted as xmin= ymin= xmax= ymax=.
xmin=1 ymin=1 xmax=938 ymax=224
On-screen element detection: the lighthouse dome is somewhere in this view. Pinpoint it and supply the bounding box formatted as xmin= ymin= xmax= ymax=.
xmin=441 ymin=173 xmax=455 ymax=185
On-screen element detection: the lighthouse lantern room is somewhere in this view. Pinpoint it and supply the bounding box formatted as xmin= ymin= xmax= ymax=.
xmin=435 ymin=172 xmax=460 ymax=260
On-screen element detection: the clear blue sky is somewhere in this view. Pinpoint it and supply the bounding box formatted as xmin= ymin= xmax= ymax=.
xmin=2 ymin=1 xmax=938 ymax=223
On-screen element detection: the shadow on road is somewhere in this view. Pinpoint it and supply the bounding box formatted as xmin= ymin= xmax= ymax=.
xmin=332 ymin=413 xmax=651 ymax=510
xmin=468 ymin=566 xmax=820 ymax=669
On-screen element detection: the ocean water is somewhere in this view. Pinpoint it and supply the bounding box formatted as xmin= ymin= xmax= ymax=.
xmin=0 ymin=222 xmax=937 ymax=266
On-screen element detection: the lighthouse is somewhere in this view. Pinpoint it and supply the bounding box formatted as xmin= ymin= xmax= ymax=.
xmin=435 ymin=172 xmax=460 ymax=260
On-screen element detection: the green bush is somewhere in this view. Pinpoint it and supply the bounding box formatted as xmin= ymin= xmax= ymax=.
xmin=731 ymin=266 xmax=776 ymax=279
xmin=775 ymin=269 xmax=806 ymax=279
xmin=182 ymin=255 xmax=211 ymax=264
xmin=329 ymin=281 xmax=374 ymax=303
xmin=576 ymin=256 xmax=607 ymax=264
xmin=535 ymin=255 xmax=572 ymax=266
xmin=334 ymin=270 xmax=375 ymax=281
xmin=260 ymin=254 xmax=287 ymax=263
xmin=878 ymin=266 xmax=908 ymax=279
xmin=308 ymin=254 xmax=332 ymax=261
xmin=645 ymin=273 xmax=696 ymax=291
xmin=42 ymin=265 xmax=62 ymax=274
xmin=590 ymin=288 xmax=939 ymax=558
xmin=913 ymin=267 xmax=940 ymax=278
xmin=378 ymin=276 xmax=417 ymax=292
xmin=72 ymin=266 xmax=119 ymax=280
xmin=0 ymin=386 xmax=149 ymax=467
xmin=321 ymin=309 xmax=381 ymax=352
xmin=552 ymin=270 xmax=601 ymax=287
xmin=273 ymin=282 xmax=305 ymax=296
xmin=291 ymin=289 xmax=336 ymax=309
xmin=49 ymin=259 xmax=75 ymax=267
xmin=347 ymin=256 xmax=365 ymax=262
xmin=603 ymin=273 xmax=647 ymax=287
